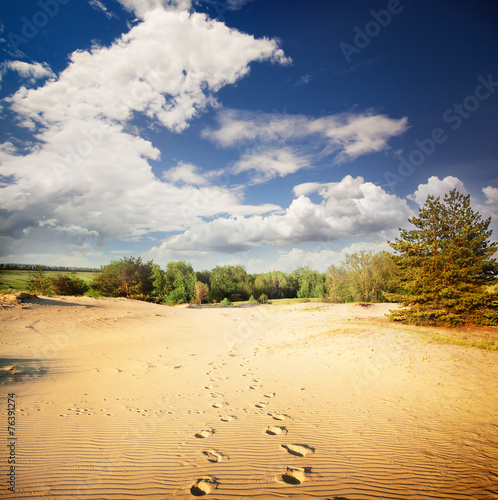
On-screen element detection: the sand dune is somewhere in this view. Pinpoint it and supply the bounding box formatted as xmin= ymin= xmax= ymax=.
xmin=1 ymin=296 xmax=497 ymax=499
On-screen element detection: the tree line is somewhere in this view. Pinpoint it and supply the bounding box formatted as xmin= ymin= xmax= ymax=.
xmin=0 ymin=263 xmax=99 ymax=272
xmin=22 ymin=189 xmax=498 ymax=326
xmin=25 ymin=253 xmax=399 ymax=305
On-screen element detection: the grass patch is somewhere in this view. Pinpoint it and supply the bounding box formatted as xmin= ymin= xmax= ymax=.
xmin=365 ymin=317 xmax=498 ymax=351
xmin=0 ymin=270 xmax=98 ymax=293
xmin=320 ymin=316 xmax=498 ymax=351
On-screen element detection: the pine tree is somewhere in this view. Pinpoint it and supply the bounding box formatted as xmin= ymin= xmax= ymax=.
xmin=388 ymin=189 xmax=498 ymax=326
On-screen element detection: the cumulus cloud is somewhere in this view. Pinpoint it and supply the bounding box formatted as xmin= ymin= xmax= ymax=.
xmin=147 ymin=175 xmax=412 ymax=255
xmin=232 ymin=148 xmax=310 ymax=183
xmin=408 ymin=175 xmax=467 ymax=206
xmin=8 ymin=11 xmax=289 ymax=133
xmin=163 ymin=162 xmax=209 ymax=185
xmin=116 ymin=0 xmax=192 ymax=17
xmin=275 ymin=241 xmax=392 ymax=273
xmin=5 ymin=61 xmax=55 ymax=84
xmin=483 ymin=186 xmax=498 ymax=206
xmin=203 ymin=108 xmax=408 ymax=162
xmin=0 ymin=7 xmax=289 ymax=257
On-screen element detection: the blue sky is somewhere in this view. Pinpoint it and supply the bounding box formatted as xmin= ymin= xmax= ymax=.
xmin=1 ymin=0 xmax=497 ymax=272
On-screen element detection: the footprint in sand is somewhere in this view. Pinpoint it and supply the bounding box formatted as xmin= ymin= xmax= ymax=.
xmin=268 ymin=412 xmax=288 ymax=421
xmin=249 ymin=385 xmax=261 ymax=390
xmin=281 ymin=444 xmax=315 ymax=457
xmin=210 ymin=392 xmax=223 ymax=398
xmin=220 ymin=415 xmax=237 ymax=422
xmin=265 ymin=426 xmax=287 ymax=435
xmin=195 ymin=429 xmax=215 ymax=439
xmin=211 ymin=403 xmax=223 ymax=408
xmin=202 ymin=450 xmax=224 ymax=463
xmin=190 ymin=476 xmax=219 ymax=496
xmin=281 ymin=467 xmax=312 ymax=485
xmin=263 ymin=392 xmax=276 ymax=398
xmin=255 ymin=402 xmax=268 ymax=408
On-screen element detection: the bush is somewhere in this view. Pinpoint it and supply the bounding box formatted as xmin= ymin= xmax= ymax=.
xmin=49 ymin=275 xmax=89 ymax=296
xmin=221 ymin=297 xmax=232 ymax=306
xmin=193 ymin=281 xmax=209 ymax=304
xmin=248 ymin=295 xmax=257 ymax=304
xmin=28 ymin=266 xmax=52 ymax=295
xmin=257 ymin=293 xmax=269 ymax=304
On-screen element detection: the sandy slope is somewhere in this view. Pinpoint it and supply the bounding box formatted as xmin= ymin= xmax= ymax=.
xmin=1 ymin=296 xmax=497 ymax=499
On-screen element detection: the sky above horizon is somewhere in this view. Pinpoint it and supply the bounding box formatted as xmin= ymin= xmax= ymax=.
xmin=1 ymin=0 xmax=497 ymax=273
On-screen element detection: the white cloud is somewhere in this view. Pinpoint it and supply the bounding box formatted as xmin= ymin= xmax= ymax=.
xmin=275 ymin=241 xmax=392 ymax=273
xmin=9 ymin=11 xmax=289 ymax=133
xmin=116 ymin=0 xmax=192 ymax=17
xmin=89 ymin=0 xmax=116 ymax=18
xmin=408 ymin=175 xmax=467 ymax=206
xmin=163 ymin=162 xmax=209 ymax=185
xmin=232 ymin=147 xmax=310 ymax=183
xmin=0 ymin=8 xmax=289 ymax=258
xmin=147 ymin=175 xmax=412 ymax=256
xmin=5 ymin=61 xmax=55 ymax=84
xmin=483 ymin=186 xmax=498 ymax=206
xmin=203 ymin=109 xmax=408 ymax=162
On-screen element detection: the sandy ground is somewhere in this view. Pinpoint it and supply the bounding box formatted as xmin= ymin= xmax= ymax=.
xmin=1 ymin=296 xmax=497 ymax=499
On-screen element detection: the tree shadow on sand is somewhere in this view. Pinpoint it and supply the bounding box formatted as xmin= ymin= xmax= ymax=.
xmin=18 ymin=295 xmax=99 ymax=308
xmin=0 ymin=358 xmax=48 ymax=382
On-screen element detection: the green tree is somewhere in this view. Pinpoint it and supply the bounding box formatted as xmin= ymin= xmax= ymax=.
xmin=332 ymin=251 xmax=399 ymax=303
xmin=209 ymin=265 xmax=251 ymax=302
xmin=28 ymin=265 xmax=52 ymax=294
xmin=388 ymin=189 xmax=498 ymax=326
xmin=193 ymin=281 xmax=209 ymax=304
xmin=92 ymin=257 xmax=154 ymax=298
xmin=164 ymin=261 xmax=196 ymax=304
xmin=293 ymin=266 xmax=326 ymax=298
xmin=151 ymin=264 xmax=166 ymax=298
xmin=326 ymin=264 xmax=352 ymax=303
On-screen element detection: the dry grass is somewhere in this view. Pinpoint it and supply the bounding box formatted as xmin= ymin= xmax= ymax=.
xmin=351 ymin=318 xmax=498 ymax=351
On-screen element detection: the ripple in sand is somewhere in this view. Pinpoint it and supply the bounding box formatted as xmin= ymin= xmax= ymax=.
xmin=281 ymin=443 xmax=315 ymax=457
xmin=190 ymin=476 xmax=218 ymax=496
xmin=281 ymin=467 xmax=311 ymax=485
xmin=266 ymin=425 xmax=287 ymax=435
xmin=195 ymin=429 xmax=215 ymax=438
xmin=202 ymin=450 xmax=224 ymax=462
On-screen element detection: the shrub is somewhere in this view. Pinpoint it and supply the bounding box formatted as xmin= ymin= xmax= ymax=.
xmin=248 ymin=295 xmax=257 ymax=304
xmin=257 ymin=293 xmax=269 ymax=304
xmin=221 ymin=297 xmax=232 ymax=306
xmin=193 ymin=281 xmax=209 ymax=304
xmin=49 ymin=275 xmax=89 ymax=296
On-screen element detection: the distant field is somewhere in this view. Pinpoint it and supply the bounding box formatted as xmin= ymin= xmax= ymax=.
xmin=0 ymin=270 xmax=98 ymax=292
